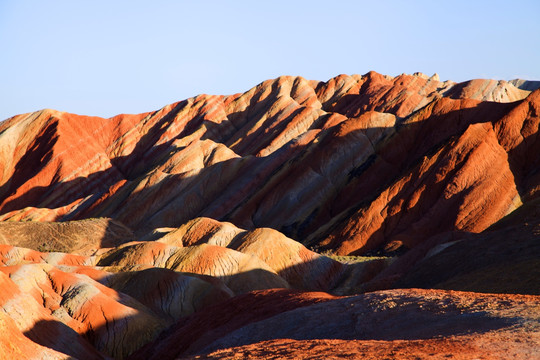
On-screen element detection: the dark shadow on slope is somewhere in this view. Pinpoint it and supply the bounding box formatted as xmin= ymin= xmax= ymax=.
xmin=6 ymin=87 xmax=540 ymax=359
xmin=191 ymin=306 xmax=512 ymax=358
xmin=195 ymin=76 xmax=342 ymax=158
xmin=126 ymin=288 xmax=333 ymax=360
xmin=93 ymin=235 xmax=537 ymax=357
xmin=394 ymin=198 xmax=540 ymax=294
xmin=110 ymin=100 xmax=190 ymax=181
xmin=0 ymin=104 xmax=501 ymax=242
xmin=0 ymin=120 xmax=58 ymax=206
xmin=230 ymin=99 xmax=518 ymax=251
xmin=165 ymin=79 xmax=299 ymax=157
xmin=218 ymin=106 xmax=309 ymax=156
xmin=503 ymin=100 xmax=540 ymax=201
xmin=0 ymin=100 xmax=189 ymax=214
xmin=23 ymin=319 xmax=105 ymax=359
xmin=221 ymin=93 xmax=539 ymax=257
xmin=16 ymin=259 xmax=329 ymax=358
xmin=310 ymin=101 xmax=513 ymax=225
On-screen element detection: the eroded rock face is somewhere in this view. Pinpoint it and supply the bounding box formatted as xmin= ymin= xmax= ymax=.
xmin=0 ymin=269 xmax=106 ymax=359
xmin=0 ymin=308 xmax=75 ymax=360
xmin=1 ymin=73 xmax=538 ymax=256
xmin=1 ymin=72 xmax=540 ymax=359
xmin=0 ymin=216 xmax=399 ymax=358
xmin=98 ymin=242 xmax=291 ymax=295
xmin=148 ymin=217 xmax=388 ymax=294
xmin=318 ymin=120 xmax=520 ymax=255
xmin=129 ymin=288 xmax=338 ymax=360
xmin=0 ymin=249 xmax=233 ymax=359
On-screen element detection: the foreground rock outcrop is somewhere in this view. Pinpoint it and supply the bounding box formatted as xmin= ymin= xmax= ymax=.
xmin=0 ymin=248 xmax=232 ymax=359
xmin=132 ymin=288 xmax=540 ymax=360
xmin=0 ymin=217 xmax=395 ymax=358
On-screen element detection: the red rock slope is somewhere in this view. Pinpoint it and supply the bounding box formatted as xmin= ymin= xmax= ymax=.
xmin=1 ymin=72 xmax=538 ymax=256
xmin=0 ymin=72 xmax=539 ymax=359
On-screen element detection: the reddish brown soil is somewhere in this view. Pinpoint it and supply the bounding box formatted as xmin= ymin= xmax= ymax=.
xmin=189 ymin=336 xmax=535 ymax=360
xmin=130 ymin=289 xmax=337 ymax=360
xmin=131 ymin=288 xmax=540 ymax=360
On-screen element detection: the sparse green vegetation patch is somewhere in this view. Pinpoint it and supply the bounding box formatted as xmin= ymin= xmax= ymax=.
xmin=324 ymin=254 xmax=391 ymax=264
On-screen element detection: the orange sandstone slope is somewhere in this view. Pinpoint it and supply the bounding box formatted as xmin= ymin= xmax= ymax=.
xmin=0 ymin=72 xmax=539 ymax=257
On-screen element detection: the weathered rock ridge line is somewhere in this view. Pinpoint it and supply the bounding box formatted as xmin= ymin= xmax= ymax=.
xmin=1 ymin=72 xmax=539 ymax=255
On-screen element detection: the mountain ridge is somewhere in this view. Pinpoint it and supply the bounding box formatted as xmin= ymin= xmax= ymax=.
xmin=0 ymin=71 xmax=539 ymax=359
xmin=1 ymin=71 xmax=538 ymax=255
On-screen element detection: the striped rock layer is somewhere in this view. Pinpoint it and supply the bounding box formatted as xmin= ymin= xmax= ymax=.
xmin=0 ymin=72 xmax=540 ymax=359
xmin=1 ymin=72 xmax=539 ymax=256
xmin=0 ymin=216 xmax=392 ymax=358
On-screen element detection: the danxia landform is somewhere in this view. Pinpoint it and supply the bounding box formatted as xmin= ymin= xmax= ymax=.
xmin=0 ymin=72 xmax=539 ymax=359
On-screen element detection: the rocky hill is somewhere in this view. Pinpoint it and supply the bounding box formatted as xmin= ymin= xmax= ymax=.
xmin=0 ymin=72 xmax=539 ymax=359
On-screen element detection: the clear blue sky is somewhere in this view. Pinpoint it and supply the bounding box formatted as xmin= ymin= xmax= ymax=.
xmin=1 ymin=0 xmax=539 ymax=120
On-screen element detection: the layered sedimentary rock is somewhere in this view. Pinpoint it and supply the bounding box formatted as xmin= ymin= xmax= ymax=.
xmin=1 ymin=72 xmax=540 ymax=359
xmin=1 ymin=72 xmax=538 ymax=257
xmin=148 ymin=217 xmax=390 ymax=294
xmin=0 ymin=214 xmax=398 ymax=358
xmin=98 ymin=242 xmax=291 ymax=295
xmin=0 ymin=308 xmax=75 ymax=360
xmin=0 ymin=248 xmax=232 ymax=358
